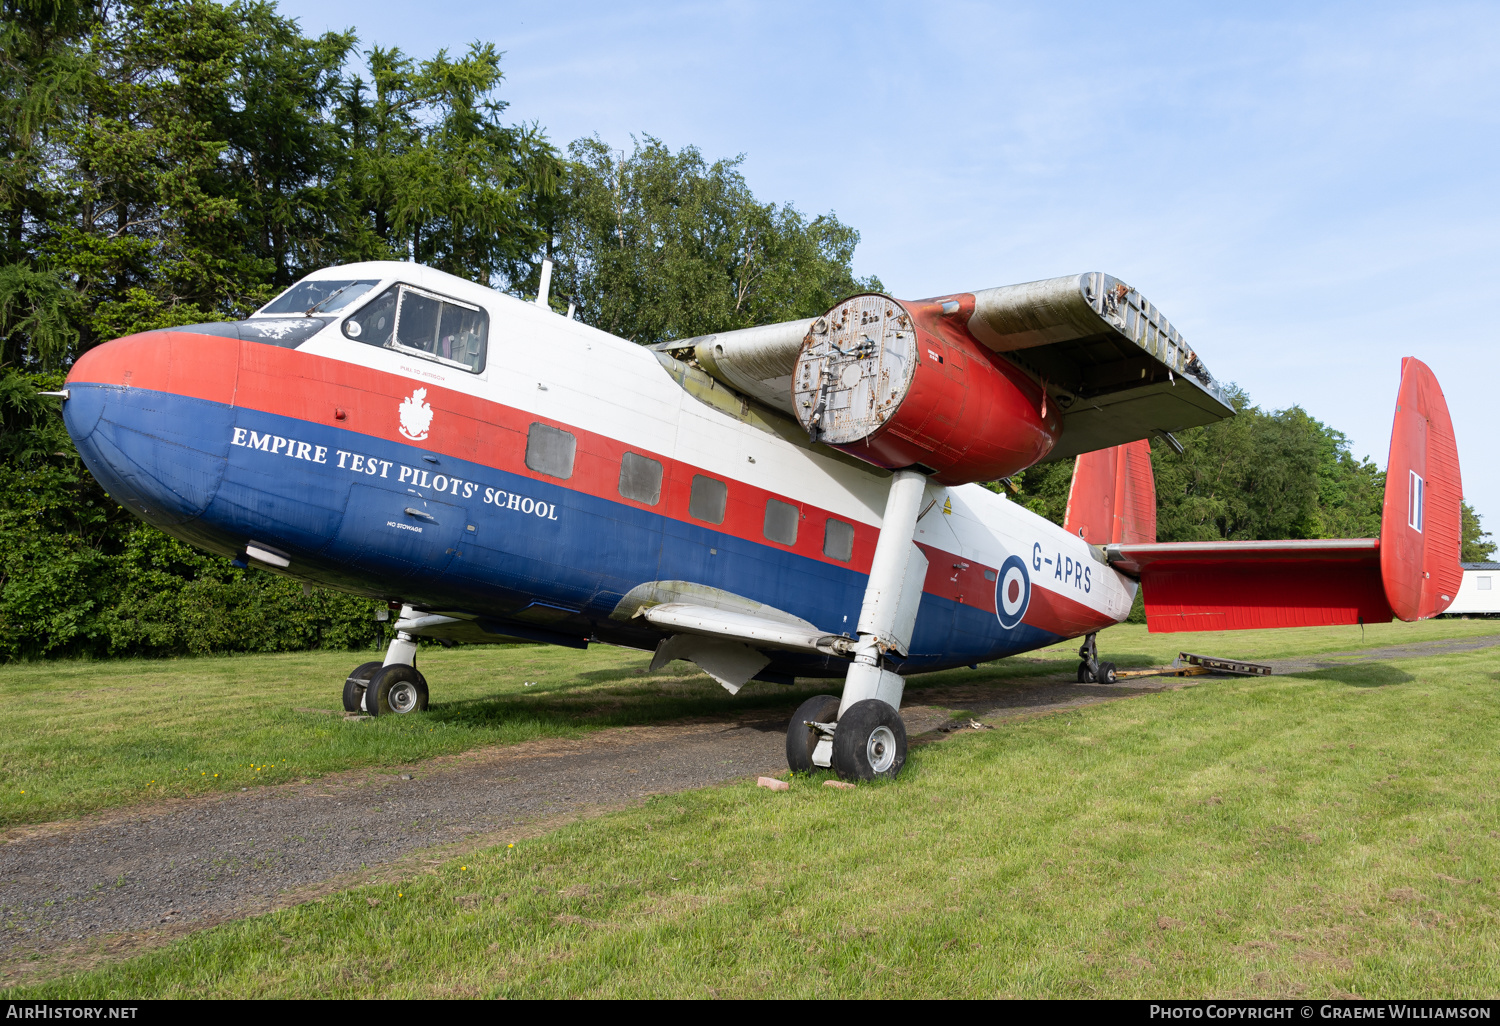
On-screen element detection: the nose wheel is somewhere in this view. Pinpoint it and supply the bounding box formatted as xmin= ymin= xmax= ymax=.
xmin=342 ymin=657 xmax=429 ymax=717
xmin=343 ymin=661 xmax=383 ymax=712
xmin=365 ymin=664 xmax=429 ymax=716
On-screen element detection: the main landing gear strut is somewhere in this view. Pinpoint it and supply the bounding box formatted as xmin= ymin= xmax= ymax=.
xmin=343 ymin=605 xmax=430 ymax=716
xmin=784 ymin=468 xmax=927 ymax=781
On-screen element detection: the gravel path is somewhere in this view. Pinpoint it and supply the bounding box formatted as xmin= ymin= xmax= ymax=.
xmin=3 ymin=630 xmax=1496 ymax=970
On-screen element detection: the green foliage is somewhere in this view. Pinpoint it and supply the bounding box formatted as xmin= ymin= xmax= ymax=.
xmin=550 ymin=135 xmax=880 ymax=345
xmin=0 ymin=0 xmax=564 ymax=369
xmin=1461 ymin=501 xmax=1494 ymax=563
xmin=0 ymin=366 xmax=387 ymax=660
xmin=1008 ymin=386 xmax=1388 ymax=546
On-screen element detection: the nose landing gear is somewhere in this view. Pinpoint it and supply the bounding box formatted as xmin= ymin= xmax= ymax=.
xmin=342 ymin=612 xmax=430 ymax=716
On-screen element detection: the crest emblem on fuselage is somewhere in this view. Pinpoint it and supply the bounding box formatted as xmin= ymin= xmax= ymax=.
xmin=995 ymin=554 xmax=1031 ymax=630
xmin=398 ymin=388 xmax=433 ymax=441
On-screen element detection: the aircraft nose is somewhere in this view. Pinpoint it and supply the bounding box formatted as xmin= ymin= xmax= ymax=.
xmin=64 ymin=329 xmax=237 ymax=528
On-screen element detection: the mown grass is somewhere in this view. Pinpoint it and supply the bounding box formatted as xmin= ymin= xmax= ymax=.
xmin=8 ymin=618 xmax=1500 ymax=998
xmin=0 ymin=618 xmax=1492 ymax=829
xmin=0 ymin=620 xmax=1120 ymax=827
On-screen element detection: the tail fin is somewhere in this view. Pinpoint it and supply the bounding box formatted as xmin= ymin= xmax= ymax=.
xmin=1104 ymin=358 xmax=1464 ymax=631
xmin=1064 ymin=438 xmax=1156 ymax=545
xmin=1380 ymin=356 xmax=1463 ymax=619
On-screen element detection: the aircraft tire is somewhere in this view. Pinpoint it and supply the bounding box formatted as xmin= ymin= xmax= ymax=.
xmin=366 ymin=664 xmax=429 ymax=717
xmin=344 ymin=661 xmax=384 ymax=712
xmin=1097 ymin=661 xmax=1118 ymax=684
xmin=1076 ymin=661 xmax=1093 ymax=683
xmin=831 ymin=699 xmax=907 ymax=782
xmin=785 ymin=694 xmax=841 ymax=773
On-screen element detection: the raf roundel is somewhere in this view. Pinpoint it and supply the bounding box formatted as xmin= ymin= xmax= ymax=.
xmin=995 ymin=554 xmax=1031 ymax=630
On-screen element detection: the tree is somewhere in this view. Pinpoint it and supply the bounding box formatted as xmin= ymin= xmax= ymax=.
xmin=1007 ymin=386 xmax=1386 ymax=545
xmin=1462 ymin=501 xmax=1495 ymax=563
xmin=549 ymin=135 xmax=879 ymax=344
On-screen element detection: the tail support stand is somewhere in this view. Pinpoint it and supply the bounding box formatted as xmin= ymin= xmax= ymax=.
xmin=1078 ymin=632 xmax=1099 ymax=679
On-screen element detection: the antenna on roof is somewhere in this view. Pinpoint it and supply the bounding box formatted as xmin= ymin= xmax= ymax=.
xmin=535 ymin=258 xmax=553 ymax=308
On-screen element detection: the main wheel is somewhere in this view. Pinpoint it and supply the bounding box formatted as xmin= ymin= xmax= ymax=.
xmin=830 ymin=699 xmax=908 ymax=781
xmin=1076 ymin=661 xmax=1093 ymax=683
xmin=366 ymin=664 xmax=429 ymax=717
xmin=1096 ymin=661 xmax=1118 ymax=684
xmin=344 ymin=661 xmax=384 ymax=712
xmin=786 ymin=694 xmax=842 ymax=773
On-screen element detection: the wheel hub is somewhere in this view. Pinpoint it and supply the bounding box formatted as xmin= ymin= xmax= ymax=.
xmin=866 ymin=725 xmax=897 ymax=773
xmin=389 ymin=682 xmax=417 ymax=714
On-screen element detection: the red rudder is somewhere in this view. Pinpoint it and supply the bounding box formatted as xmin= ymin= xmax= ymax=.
xmin=1064 ymin=439 xmax=1156 ymax=545
xmin=1381 ymin=357 xmax=1463 ymax=621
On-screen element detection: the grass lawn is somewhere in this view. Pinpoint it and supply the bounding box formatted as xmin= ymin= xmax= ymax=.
xmin=5 ymin=617 xmax=1500 ymax=997
xmin=0 ymin=616 xmax=1491 ymax=829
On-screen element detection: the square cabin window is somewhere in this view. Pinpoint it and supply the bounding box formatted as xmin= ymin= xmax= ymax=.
xmin=823 ymin=518 xmax=854 ymax=562
xmin=689 ymin=475 xmax=727 ymax=524
xmin=764 ymin=499 xmax=799 ymax=546
xmin=525 ymin=423 xmax=576 ymax=480
xmin=618 ymin=452 xmax=662 ymax=505
xmin=1480 ymin=577 xmax=1493 ymax=591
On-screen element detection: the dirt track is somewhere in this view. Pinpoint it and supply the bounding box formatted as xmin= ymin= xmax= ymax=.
xmin=3 ymin=632 xmax=1495 ymax=977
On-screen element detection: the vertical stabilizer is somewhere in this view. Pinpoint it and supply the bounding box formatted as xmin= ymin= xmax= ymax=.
xmin=1381 ymin=357 xmax=1463 ymax=620
xmin=1063 ymin=439 xmax=1156 ymax=545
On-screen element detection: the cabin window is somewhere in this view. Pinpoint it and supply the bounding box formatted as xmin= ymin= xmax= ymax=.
xmin=823 ymin=518 xmax=854 ymax=562
xmin=1480 ymin=577 xmax=1492 ymax=591
xmin=764 ymin=499 xmax=799 ymax=546
xmin=689 ymin=475 xmax=727 ymax=524
xmin=618 ymin=452 xmax=662 ymax=505
xmin=259 ymin=278 xmax=379 ymax=316
xmin=342 ymin=283 xmax=487 ymax=373
xmin=525 ymin=423 xmax=575 ymax=480
xmin=983 ymin=569 xmax=997 ymax=582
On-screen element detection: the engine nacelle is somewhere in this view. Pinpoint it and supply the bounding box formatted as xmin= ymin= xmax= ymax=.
xmin=792 ymin=293 xmax=1061 ymax=485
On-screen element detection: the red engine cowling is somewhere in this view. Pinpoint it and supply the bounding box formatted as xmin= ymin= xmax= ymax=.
xmin=792 ymin=293 xmax=1060 ymax=485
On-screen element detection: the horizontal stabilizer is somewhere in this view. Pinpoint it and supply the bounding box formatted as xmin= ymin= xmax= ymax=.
xmin=1106 ymin=357 xmax=1464 ymax=633
xmin=1105 ymin=539 xmax=1390 ymax=632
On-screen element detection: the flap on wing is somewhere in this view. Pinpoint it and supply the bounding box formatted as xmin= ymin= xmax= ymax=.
xmin=1105 ymin=539 xmax=1391 ymax=633
xmin=638 ymin=602 xmax=852 ymax=657
xmin=966 ymin=273 xmax=1235 ymax=461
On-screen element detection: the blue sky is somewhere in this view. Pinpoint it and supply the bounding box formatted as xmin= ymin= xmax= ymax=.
xmin=279 ymin=0 xmax=1500 ymax=531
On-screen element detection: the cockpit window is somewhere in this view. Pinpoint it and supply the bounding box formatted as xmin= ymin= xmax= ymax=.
xmin=342 ymin=284 xmax=487 ymax=373
xmin=259 ymin=279 xmax=380 ymax=316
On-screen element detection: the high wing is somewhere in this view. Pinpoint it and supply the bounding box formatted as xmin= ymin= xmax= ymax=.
xmin=658 ymin=272 xmax=1235 ymax=467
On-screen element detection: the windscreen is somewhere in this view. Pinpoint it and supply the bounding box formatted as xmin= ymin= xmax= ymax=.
xmin=259 ymin=279 xmax=380 ymax=316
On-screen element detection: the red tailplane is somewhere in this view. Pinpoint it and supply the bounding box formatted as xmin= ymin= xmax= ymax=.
xmin=1106 ymin=358 xmax=1463 ymax=632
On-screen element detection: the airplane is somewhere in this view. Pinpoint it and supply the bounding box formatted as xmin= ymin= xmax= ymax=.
xmin=54 ymin=262 xmax=1463 ymax=780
